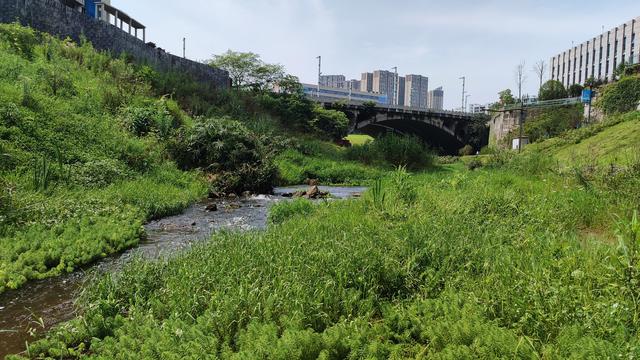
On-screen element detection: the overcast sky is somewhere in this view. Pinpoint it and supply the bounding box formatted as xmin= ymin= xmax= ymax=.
xmin=115 ymin=0 xmax=639 ymax=109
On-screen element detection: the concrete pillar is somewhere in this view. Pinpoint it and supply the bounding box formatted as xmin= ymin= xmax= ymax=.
xmin=143 ymin=28 xmax=146 ymax=43
xmin=128 ymin=19 xmax=132 ymax=34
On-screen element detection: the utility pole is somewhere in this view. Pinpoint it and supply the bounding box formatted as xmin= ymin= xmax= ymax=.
xmin=459 ymin=76 xmax=466 ymax=112
xmin=391 ymin=66 xmax=398 ymax=106
xmin=316 ymin=56 xmax=322 ymax=98
xmin=182 ymin=37 xmax=186 ymax=59
xmin=518 ymin=108 xmax=526 ymax=153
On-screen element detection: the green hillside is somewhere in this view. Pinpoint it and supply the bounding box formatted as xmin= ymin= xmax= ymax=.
xmin=527 ymin=111 xmax=640 ymax=166
xmin=0 ymin=23 xmax=207 ymax=293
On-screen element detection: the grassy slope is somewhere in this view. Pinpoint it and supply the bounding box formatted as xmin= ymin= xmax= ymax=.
xmin=0 ymin=24 xmax=206 ymax=293
xmin=527 ymin=111 xmax=640 ymax=166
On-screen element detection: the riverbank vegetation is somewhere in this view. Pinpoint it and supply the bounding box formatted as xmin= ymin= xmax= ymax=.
xmin=0 ymin=23 xmax=417 ymax=294
xmin=4 ymin=21 xmax=640 ymax=359
xmin=17 ymin=130 xmax=640 ymax=357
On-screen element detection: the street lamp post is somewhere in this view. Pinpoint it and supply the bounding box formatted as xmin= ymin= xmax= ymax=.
xmin=459 ymin=76 xmax=466 ymax=112
xmin=316 ymin=56 xmax=322 ymax=98
xmin=465 ymin=94 xmax=471 ymax=113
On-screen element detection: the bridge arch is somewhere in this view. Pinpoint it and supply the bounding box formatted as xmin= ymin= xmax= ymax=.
xmin=355 ymin=118 xmax=466 ymax=154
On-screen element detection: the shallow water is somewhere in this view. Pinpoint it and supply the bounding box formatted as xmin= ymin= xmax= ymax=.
xmin=0 ymin=186 xmax=365 ymax=357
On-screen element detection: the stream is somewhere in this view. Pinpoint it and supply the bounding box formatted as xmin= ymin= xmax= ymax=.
xmin=0 ymin=186 xmax=366 ymax=357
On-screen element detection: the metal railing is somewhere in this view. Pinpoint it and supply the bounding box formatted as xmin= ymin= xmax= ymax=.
xmin=503 ymin=97 xmax=581 ymax=111
xmin=308 ymin=95 xmax=476 ymax=118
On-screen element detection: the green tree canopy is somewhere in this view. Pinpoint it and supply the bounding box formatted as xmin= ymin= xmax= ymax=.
xmin=277 ymin=74 xmax=304 ymax=95
xmin=538 ymin=80 xmax=568 ymax=101
xmin=209 ymin=50 xmax=285 ymax=91
xmin=567 ymin=84 xmax=584 ymax=98
xmin=524 ymin=106 xmax=582 ymax=142
xmin=498 ymin=89 xmax=516 ymax=105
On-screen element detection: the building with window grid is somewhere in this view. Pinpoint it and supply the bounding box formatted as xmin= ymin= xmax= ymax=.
xmin=550 ymin=16 xmax=640 ymax=87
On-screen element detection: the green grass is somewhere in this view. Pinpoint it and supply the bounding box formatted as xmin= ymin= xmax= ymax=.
xmin=345 ymin=134 xmax=373 ymax=146
xmin=527 ymin=111 xmax=640 ymax=166
xmin=0 ymin=24 xmax=207 ymax=293
xmin=275 ymin=149 xmax=384 ymax=185
xmin=19 ymin=161 xmax=640 ymax=358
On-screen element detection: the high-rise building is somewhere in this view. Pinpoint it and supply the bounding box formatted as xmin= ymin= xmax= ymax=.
xmin=550 ymin=16 xmax=640 ymax=88
xmin=347 ymin=79 xmax=361 ymax=92
xmin=319 ymin=75 xmax=346 ymax=89
xmin=428 ymin=87 xmax=444 ymax=110
xmin=405 ymin=75 xmax=429 ymax=109
xmin=373 ymin=70 xmax=399 ymax=105
xmin=397 ymin=76 xmax=406 ymax=106
xmin=470 ymin=104 xmax=486 ymax=114
xmin=360 ymin=72 xmax=374 ymax=93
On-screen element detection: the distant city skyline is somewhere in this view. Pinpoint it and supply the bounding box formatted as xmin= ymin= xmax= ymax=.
xmin=113 ymin=0 xmax=640 ymax=109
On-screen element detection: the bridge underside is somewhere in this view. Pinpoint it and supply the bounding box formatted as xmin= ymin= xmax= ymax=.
xmin=355 ymin=120 xmax=465 ymax=155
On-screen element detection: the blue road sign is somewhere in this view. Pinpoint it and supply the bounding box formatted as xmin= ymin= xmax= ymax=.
xmin=582 ymin=89 xmax=593 ymax=104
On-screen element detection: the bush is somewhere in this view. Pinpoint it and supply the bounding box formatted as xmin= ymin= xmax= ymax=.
xmin=568 ymin=84 xmax=584 ymax=98
xmin=539 ymin=80 xmax=568 ymax=100
xmin=69 ymin=159 xmax=133 ymax=187
xmin=309 ymin=106 xmax=349 ymax=140
xmin=596 ymin=75 xmax=640 ymax=115
xmin=170 ymin=117 xmax=276 ymax=193
xmin=524 ymin=105 xmax=583 ymax=142
xmin=466 ymin=157 xmax=483 ymax=170
xmin=458 ymin=144 xmax=474 ymax=156
xmin=0 ymin=23 xmax=39 ymax=59
xmin=121 ymin=100 xmax=180 ymax=139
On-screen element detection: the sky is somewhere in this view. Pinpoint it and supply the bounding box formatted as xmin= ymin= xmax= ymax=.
xmin=115 ymin=0 xmax=639 ymax=110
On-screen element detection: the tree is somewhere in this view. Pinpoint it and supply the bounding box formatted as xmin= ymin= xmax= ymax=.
xmin=209 ymin=50 xmax=285 ymax=91
xmin=498 ymin=89 xmax=516 ymax=105
xmin=538 ymin=80 xmax=567 ymax=100
xmin=524 ymin=106 xmax=582 ymax=142
xmin=596 ymin=75 xmax=640 ymax=114
xmin=515 ymin=61 xmax=527 ymax=101
xmin=277 ymin=74 xmax=303 ymax=95
xmin=532 ymin=60 xmax=547 ymax=91
xmin=567 ymin=84 xmax=584 ymax=98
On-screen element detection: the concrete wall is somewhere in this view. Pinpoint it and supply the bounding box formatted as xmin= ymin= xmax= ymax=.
xmin=488 ymin=110 xmax=519 ymax=148
xmin=0 ymin=0 xmax=230 ymax=89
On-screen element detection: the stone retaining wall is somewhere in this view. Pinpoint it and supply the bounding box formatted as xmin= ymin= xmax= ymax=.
xmin=0 ymin=0 xmax=230 ymax=89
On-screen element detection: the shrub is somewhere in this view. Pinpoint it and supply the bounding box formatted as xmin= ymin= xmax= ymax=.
xmin=539 ymin=80 xmax=568 ymax=100
xmin=121 ymin=100 xmax=178 ymax=139
xmin=170 ymin=117 xmax=276 ymax=193
xmin=568 ymin=84 xmax=584 ymax=98
xmin=466 ymin=157 xmax=483 ymax=170
xmin=524 ymin=105 xmax=583 ymax=142
xmin=70 ymin=159 xmax=133 ymax=187
xmin=0 ymin=23 xmax=39 ymax=59
xmin=309 ymin=106 xmax=349 ymax=140
xmin=596 ymin=75 xmax=640 ymax=115
xmin=458 ymin=144 xmax=474 ymax=156
xmin=38 ymin=65 xmax=76 ymax=97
